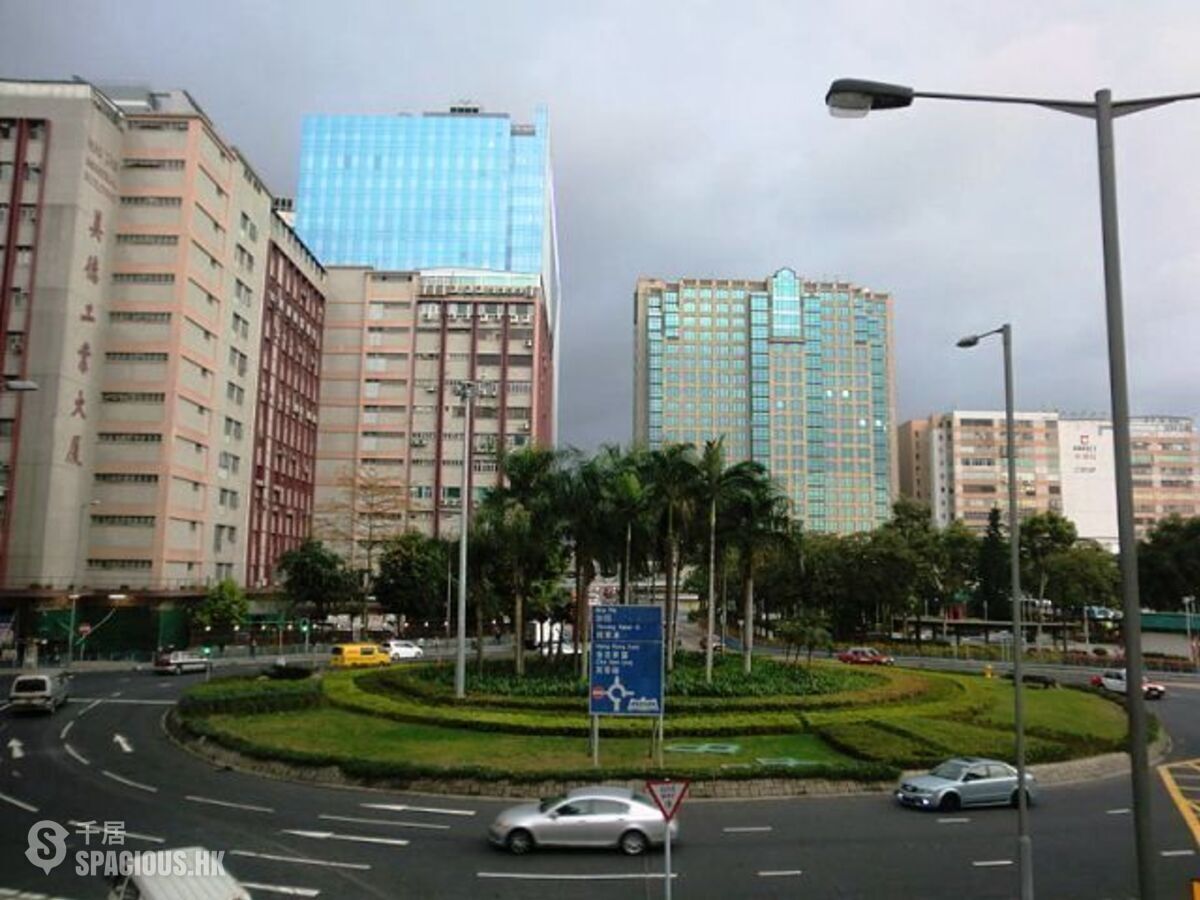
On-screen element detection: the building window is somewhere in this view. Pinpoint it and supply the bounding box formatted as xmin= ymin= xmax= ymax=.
xmin=119 ymin=196 xmax=182 ymax=207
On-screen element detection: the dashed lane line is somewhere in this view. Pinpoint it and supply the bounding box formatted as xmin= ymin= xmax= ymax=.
xmin=972 ymin=860 xmax=1014 ymax=868
xmin=1161 ymin=849 xmax=1196 ymax=857
xmin=69 ymin=820 xmax=164 ymax=844
xmin=71 ymin=698 xmax=173 ymax=706
xmin=360 ymin=802 xmax=475 ymax=817
xmin=59 ymin=721 xmax=73 ymax=740
xmin=229 ymin=850 xmax=370 ymax=871
xmin=1106 ymin=808 xmax=1131 ymax=815
xmin=75 ymin=700 xmax=102 ymax=717
xmin=477 ymin=873 xmax=677 ymax=881
xmin=723 ymin=826 xmax=772 ymax=833
xmin=100 ymin=770 xmax=158 ymax=793
xmin=239 ymin=884 xmax=320 ymax=897
xmin=938 ymin=817 xmax=971 ymax=824
xmin=317 ymin=814 xmax=448 ymax=830
xmin=758 ymin=870 xmax=803 ymax=877
xmin=185 ymin=795 xmax=274 ymax=814
xmin=282 ymin=829 xmax=409 ymax=848
xmin=63 ymin=743 xmax=90 ymax=766
xmin=0 ymin=790 xmax=38 ymax=813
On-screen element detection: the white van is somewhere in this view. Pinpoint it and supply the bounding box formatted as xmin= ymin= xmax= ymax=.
xmin=8 ymin=671 xmax=70 ymax=713
xmin=106 ymin=847 xmax=249 ymax=899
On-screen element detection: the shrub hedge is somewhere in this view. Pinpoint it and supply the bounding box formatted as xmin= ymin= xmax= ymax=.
xmin=177 ymin=675 xmax=322 ymax=716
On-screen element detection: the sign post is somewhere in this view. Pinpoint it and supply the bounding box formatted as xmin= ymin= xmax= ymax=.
xmin=589 ymin=605 xmax=664 ymax=766
xmin=646 ymin=778 xmax=689 ymax=900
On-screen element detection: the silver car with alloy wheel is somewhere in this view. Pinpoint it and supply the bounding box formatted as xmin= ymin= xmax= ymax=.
xmin=895 ymin=757 xmax=1038 ymax=812
xmin=488 ymin=786 xmax=677 ymax=855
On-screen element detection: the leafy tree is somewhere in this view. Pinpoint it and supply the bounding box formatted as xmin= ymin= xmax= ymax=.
xmin=1137 ymin=515 xmax=1200 ymax=610
xmin=778 ymin=611 xmax=831 ymax=667
xmin=976 ymin=507 xmax=1010 ymax=625
xmin=938 ymin=520 xmax=981 ymax=609
xmin=276 ymin=539 xmax=357 ymax=622
xmin=1044 ymin=541 xmax=1119 ymax=650
xmin=727 ymin=464 xmax=790 ymax=674
xmin=374 ymin=532 xmax=449 ymax=628
xmin=192 ymin=578 xmax=248 ymax=633
xmin=1020 ymin=510 xmax=1078 ymax=601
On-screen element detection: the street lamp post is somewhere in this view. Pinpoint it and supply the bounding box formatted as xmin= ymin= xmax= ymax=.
xmin=958 ymin=324 xmax=1032 ymax=899
xmin=454 ymin=381 xmax=477 ymax=699
xmin=68 ymin=499 xmax=101 ymax=668
xmin=826 ymin=78 xmax=1197 ymax=900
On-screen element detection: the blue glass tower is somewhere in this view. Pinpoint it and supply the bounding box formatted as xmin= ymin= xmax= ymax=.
xmin=295 ymin=104 xmax=560 ymax=400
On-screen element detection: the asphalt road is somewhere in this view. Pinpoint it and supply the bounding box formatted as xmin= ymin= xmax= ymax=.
xmin=1 ymin=665 xmax=1198 ymax=899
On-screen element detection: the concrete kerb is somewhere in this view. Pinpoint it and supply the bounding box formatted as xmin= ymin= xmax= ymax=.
xmin=162 ymin=706 xmax=1170 ymax=802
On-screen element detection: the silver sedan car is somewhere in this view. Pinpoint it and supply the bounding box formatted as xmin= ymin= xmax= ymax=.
xmin=488 ymin=786 xmax=677 ymax=855
xmin=895 ymin=757 xmax=1038 ymax=812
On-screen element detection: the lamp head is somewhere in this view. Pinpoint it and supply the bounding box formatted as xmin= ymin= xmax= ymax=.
xmin=956 ymin=335 xmax=981 ymax=349
xmin=826 ymin=78 xmax=915 ymax=118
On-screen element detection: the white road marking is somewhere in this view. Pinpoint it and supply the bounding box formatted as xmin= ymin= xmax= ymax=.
xmin=101 ymin=770 xmax=158 ymax=793
xmin=361 ymin=802 xmax=475 ymax=817
xmin=758 ymin=870 xmax=804 ymax=877
xmin=938 ymin=817 xmax=971 ymax=824
xmin=477 ymin=872 xmax=677 ymax=881
xmin=186 ymin=795 xmax=274 ymax=814
xmin=59 ymin=720 xmax=74 ymax=740
xmin=76 ymin=699 xmax=103 ymax=716
xmin=72 ymin=697 xmax=173 ymax=706
xmin=1106 ymin=808 xmax=1131 ymax=815
xmin=113 ymin=734 xmax=133 ymax=753
xmin=1161 ymin=849 xmax=1196 ymax=857
xmin=64 ymin=743 xmax=90 ymax=766
xmin=318 ymin=813 xmax=449 ymax=830
xmin=110 ymin=691 xmax=122 ymax=698
xmin=0 ymin=702 xmax=10 ymax=713
xmin=7 ymin=738 xmax=24 ymax=760
xmin=723 ymin=826 xmax=772 ymax=833
xmin=282 ymin=829 xmax=409 ymax=847
xmin=0 ymin=790 xmax=38 ymax=813
xmin=229 ymin=849 xmax=370 ymax=871
xmin=972 ymin=860 xmax=1014 ymax=868
xmin=70 ymin=820 xmax=164 ymax=844
xmin=239 ymin=884 xmax=321 ymax=897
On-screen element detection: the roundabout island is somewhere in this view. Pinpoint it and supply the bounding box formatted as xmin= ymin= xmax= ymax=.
xmin=173 ymin=653 xmax=1131 ymax=796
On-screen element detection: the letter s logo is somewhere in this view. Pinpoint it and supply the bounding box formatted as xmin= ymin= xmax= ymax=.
xmin=25 ymin=820 xmax=68 ymax=874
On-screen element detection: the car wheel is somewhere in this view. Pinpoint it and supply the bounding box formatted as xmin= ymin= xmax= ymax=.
xmin=174 ymin=664 xmax=183 ymax=675
xmin=619 ymin=829 xmax=649 ymax=856
xmin=939 ymin=793 xmax=961 ymax=813
xmin=1010 ymin=789 xmax=1032 ymax=809
xmin=506 ymin=829 xmax=534 ymax=855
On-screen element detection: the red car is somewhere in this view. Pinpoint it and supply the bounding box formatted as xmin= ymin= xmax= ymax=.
xmin=837 ymin=646 xmax=894 ymax=665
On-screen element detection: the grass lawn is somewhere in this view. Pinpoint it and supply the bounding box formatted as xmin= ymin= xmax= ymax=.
xmin=206 ymin=707 xmax=850 ymax=774
xmin=978 ymin=682 xmax=1127 ymax=744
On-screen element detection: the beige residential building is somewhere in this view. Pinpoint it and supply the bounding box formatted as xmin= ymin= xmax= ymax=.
xmin=0 ymin=79 xmax=324 ymax=602
xmin=1130 ymin=416 xmax=1200 ymax=535
xmin=315 ymin=267 xmax=553 ymax=560
xmin=898 ymin=411 xmax=1062 ymax=531
xmin=899 ymin=411 xmax=1199 ymax=543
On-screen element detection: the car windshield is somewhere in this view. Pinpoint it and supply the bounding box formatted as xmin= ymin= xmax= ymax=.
xmin=538 ymin=795 xmax=566 ymax=813
xmin=13 ymin=678 xmax=48 ymax=693
xmin=931 ymin=761 xmax=966 ymax=780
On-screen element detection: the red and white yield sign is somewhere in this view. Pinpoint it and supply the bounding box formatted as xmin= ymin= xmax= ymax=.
xmin=645 ymin=779 xmax=691 ymax=821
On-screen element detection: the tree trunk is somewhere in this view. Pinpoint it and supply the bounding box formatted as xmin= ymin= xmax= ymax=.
xmin=705 ymin=499 xmax=717 ymax=685
xmin=514 ymin=591 xmax=525 ymax=676
xmin=474 ymin=592 xmax=485 ymax=674
xmin=665 ymin=511 xmax=676 ymax=673
xmin=742 ymin=569 xmax=754 ymax=675
xmin=622 ymin=522 xmax=632 ymax=605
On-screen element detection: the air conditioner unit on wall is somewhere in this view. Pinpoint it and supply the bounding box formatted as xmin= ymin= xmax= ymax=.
xmin=523 ymin=339 xmax=533 ymax=348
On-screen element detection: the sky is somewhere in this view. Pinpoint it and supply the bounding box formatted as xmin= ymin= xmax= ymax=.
xmin=3 ymin=1 xmax=1199 ymax=451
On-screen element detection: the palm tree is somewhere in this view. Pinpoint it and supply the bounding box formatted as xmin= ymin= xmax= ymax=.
xmin=647 ymin=443 xmax=699 ymax=671
xmin=555 ymin=451 xmax=610 ymax=675
xmin=693 ymin=439 xmax=755 ymax=684
xmin=728 ymin=465 xmax=791 ymax=674
xmin=597 ymin=445 xmax=650 ymax=605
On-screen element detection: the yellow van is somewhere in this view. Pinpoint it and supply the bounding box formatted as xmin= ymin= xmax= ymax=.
xmin=329 ymin=642 xmax=390 ymax=669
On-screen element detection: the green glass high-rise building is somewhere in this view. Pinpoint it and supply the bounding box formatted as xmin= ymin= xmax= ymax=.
xmin=633 ymin=269 xmax=896 ymax=534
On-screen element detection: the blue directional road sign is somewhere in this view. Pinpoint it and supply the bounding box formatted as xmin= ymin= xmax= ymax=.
xmin=589 ymin=605 xmax=663 ymax=717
